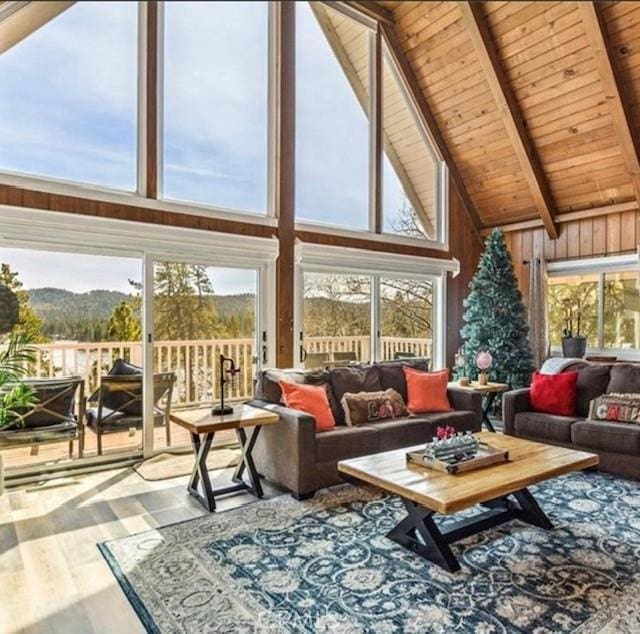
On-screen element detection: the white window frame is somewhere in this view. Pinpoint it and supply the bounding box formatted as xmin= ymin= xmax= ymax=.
xmin=547 ymin=254 xmax=640 ymax=360
xmin=293 ymin=241 xmax=458 ymax=370
xmin=0 ymin=207 xmax=278 ymax=469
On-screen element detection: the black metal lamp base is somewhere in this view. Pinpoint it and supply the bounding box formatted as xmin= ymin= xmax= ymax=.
xmin=212 ymin=404 xmax=234 ymax=415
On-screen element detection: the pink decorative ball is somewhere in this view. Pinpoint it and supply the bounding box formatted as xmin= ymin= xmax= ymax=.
xmin=476 ymin=350 xmax=493 ymax=371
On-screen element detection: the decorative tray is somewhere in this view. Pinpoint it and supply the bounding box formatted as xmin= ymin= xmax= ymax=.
xmin=407 ymin=443 xmax=509 ymax=475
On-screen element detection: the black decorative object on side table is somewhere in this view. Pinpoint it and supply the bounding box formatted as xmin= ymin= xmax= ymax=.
xmin=212 ymin=354 xmax=240 ymax=416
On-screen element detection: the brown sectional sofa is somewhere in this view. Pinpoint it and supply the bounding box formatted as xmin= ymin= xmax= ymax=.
xmin=249 ymin=360 xmax=482 ymax=499
xmin=503 ymin=361 xmax=640 ymax=480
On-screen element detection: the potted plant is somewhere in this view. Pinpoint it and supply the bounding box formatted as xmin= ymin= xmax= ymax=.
xmin=0 ymin=334 xmax=38 ymax=429
xmin=561 ymin=299 xmax=587 ymax=358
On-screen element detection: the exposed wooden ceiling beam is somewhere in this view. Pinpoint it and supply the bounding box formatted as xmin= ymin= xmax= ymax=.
xmin=480 ymin=201 xmax=639 ymax=236
xmin=379 ymin=20 xmax=484 ymax=243
xmin=578 ymin=1 xmax=640 ymax=205
xmin=0 ymin=1 xmax=74 ymax=55
xmin=457 ymin=1 xmax=558 ymax=240
xmin=310 ymin=3 xmax=435 ymax=238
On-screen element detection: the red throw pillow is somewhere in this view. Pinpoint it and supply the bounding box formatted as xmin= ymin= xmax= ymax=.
xmin=403 ymin=367 xmax=452 ymax=414
xmin=529 ymin=371 xmax=579 ymax=416
xmin=279 ymin=381 xmax=336 ymax=432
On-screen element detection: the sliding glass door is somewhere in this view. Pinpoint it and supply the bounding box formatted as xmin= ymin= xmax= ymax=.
xmin=151 ymin=260 xmax=260 ymax=452
xmin=0 ymin=247 xmax=145 ymax=470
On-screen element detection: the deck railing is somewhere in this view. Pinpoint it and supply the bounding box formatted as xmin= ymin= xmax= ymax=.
xmin=29 ymin=336 xmax=432 ymax=407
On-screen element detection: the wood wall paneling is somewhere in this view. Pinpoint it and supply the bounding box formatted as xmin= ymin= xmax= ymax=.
xmin=506 ymin=210 xmax=639 ymax=304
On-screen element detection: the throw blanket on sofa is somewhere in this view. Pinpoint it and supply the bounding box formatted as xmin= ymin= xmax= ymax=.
xmin=539 ymin=357 xmax=585 ymax=374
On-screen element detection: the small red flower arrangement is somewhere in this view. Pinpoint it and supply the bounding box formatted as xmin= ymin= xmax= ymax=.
xmin=436 ymin=425 xmax=457 ymax=440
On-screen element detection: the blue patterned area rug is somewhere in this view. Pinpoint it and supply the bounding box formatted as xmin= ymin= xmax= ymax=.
xmin=99 ymin=471 xmax=640 ymax=633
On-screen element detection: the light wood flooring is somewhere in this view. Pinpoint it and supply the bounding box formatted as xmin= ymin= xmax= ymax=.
xmin=0 ymin=461 xmax=284 ymax=633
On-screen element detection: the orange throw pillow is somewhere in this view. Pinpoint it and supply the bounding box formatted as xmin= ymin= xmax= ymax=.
xmin=403 ymin=367 xmax=452 ymax=414
xmin=279 ymin=381 xmax=336 ymax=432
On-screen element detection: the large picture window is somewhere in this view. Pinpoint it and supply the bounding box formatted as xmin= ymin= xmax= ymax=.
xmin=295 ymin=2 xmax=370 ymax=230
xmin=547 ymin=260 xmax=639 ymax=354
xmin=163 ymin=1 xmax=269 ymax=214
xmin=0 ymin=2 xmax=137 ymax=190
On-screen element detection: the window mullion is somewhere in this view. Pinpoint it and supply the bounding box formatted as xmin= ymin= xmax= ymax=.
xmin=369 ymin=27 xmax=382 ymax=234
xmin=371 ymin=274 xmax=381 ymax=361
xmin=598 ymin=272 xmax=605 ymax=349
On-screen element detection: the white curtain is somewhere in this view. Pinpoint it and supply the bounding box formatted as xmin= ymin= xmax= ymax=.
xmin=528 ymin=257 xmax=549 ymax=369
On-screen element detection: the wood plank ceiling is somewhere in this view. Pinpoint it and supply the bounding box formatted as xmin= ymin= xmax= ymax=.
xmin=376 ymin=1 xmax=640 ymax=237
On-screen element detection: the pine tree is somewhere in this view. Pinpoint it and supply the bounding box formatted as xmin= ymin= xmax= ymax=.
xmin=0 ymin=264 xmax=47 ymax=343
xmin=106 ymin=301 xmax=141 ymax=342
xmin=460 ymin=229 xmax=534 ymax=388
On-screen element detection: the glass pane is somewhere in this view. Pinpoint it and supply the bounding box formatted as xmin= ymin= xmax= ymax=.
xmin=604 ymin=271 xmax=640 ymax=349
xmin=380 ymin=277 xmax=433 ymax=361
xmin=296 ymin=2 xmax=370 ymax=230
xmin=302 ymin=273 xmax=371 ymax=366
xmin=0 ymin=248 xmax=143 ymax=470
xmin=163 ymin=1 xmax=269 ymax=213
xmin=152 ymin=263 xmax=257 ymax=450
xmin=382 ymin=49 xmax=438 ymax=240
xmin=547 ymin=274 xmax=599 ymax=347
xmin=0 ymin=2 xmax=137 ymax=189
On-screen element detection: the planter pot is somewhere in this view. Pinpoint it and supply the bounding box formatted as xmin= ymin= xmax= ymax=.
xmin=561 ymin=336 xmax=587 ymax=359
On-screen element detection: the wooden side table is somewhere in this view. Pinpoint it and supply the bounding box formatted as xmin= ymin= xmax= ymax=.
xmin=170 ymin=404 xmax=279 ymax=512
xmin=448 ymin=381 xmax=509 ymax=432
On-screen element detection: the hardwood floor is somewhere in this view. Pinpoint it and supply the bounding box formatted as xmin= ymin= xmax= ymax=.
xmin=0 ymin=462 xmax=285 ymax=633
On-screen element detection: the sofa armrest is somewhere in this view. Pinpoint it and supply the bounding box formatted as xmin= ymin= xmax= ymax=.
xmin=502 ymin=388 xmax=531 ymax=436
xmin=447 ymin=387 xmax=482 ymax=424
xmin=247 ymin=399 xmax=317 ymax=494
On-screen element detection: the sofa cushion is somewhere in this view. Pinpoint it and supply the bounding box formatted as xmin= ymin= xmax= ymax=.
xmin=569 ymin=364 xmax=611 ymax=418
xmin=530 ymin=371 xmax=578 ymax=416
xmin=329 ymin=366 xmax=381 ymax=424
xmin=372 ymin=416 xmax=435 ymax=450
xmin=378 ymin=359 xmax=429 ymax=403
xmin=607 ymin=364 xmax=640 ymax=395
xmin=572 ymin=420 xmax=640 ymax=456
xmin=280 ymin=381 xmax=336 ymax=432
xmin=374 ymin=411 xmax=478 ymax=450
xmin=588 ymin=393 xmax=640 ymax=424
xmin=0 ymin=421 xmax=77 ymax=446
xmin=514 ymin=411 xmax=582 ymax=443
xmin=404 ymin=367 xmax=451 ymax=414
xmin=315 ymin=425 xmax=379 ymax=463
xmin=341 ymin=388 xmax=407 ymax=426
xmin=255 ymin=368 xmax=342 ymax=424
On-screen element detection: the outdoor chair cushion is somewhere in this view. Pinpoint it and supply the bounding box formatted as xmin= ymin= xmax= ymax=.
xmin=3 ymin=379 xmax=78 ymax=429
xmin=85 ymin=407 xmax=164 ymax=432
xmin=102 ymin=359 xmax=143 ymax=416
xmin=0 ymin=421 xmax=77 ymax=447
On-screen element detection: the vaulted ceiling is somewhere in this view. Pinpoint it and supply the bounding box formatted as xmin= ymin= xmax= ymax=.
xmin=376 ymin=1 xmax=640 ymax=237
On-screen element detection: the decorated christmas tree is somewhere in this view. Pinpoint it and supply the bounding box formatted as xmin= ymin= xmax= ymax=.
xmin=460 ymin=228 xmax=534 ymax=388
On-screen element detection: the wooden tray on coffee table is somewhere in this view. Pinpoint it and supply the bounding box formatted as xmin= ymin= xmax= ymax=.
xmin=407 ymin=443 xmax=509 ymax=475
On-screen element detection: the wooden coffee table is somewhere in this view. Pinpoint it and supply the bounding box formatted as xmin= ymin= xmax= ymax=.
xmin=170 ymin=404 xmax=279 ymax=512
xmin=338 ymin=433 xmax=598 ymax=572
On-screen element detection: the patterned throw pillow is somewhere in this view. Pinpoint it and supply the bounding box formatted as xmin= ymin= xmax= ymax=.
xmin=588 ymin=393 xmax=640 ymax=424
xmin=341 ymin=389 xmax=408 ymax=426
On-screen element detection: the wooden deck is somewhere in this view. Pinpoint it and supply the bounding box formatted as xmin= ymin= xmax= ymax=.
xmin=1 ymin=420 xmax=237 ymax=472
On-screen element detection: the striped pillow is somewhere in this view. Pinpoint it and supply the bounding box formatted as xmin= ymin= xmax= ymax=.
xmin=588 ymin=393 xmax=640 ymax=424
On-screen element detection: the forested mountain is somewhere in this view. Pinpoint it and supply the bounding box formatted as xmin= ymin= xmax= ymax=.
xmin=26 ymin=287 xmax=257 ymax=341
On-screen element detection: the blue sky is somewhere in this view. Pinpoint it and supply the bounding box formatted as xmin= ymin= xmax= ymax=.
xmin=0 ymin=1 xmax=410 ymax=291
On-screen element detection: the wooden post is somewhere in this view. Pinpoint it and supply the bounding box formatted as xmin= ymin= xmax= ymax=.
xmin=276 ymin=2 xmax=296 ymax=368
